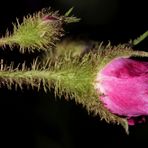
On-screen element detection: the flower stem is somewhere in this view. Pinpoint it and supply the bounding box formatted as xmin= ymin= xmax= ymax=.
xmin=132 ymin=30 xmax=148 ymax=45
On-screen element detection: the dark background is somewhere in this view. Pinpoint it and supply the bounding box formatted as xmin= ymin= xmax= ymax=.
xmin=0 ymin=0 xmax=148 ymax=147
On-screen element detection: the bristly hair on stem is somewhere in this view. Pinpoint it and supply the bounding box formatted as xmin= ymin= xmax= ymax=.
xmin=0 ymin=7 xmax=80 ymax=53
xmin=0 ymin=42 xmax=147 ymax=134
xmin=0 ymin=7 xmax=147 ymax=135
xmin=129 ymin=30 xmax=148 ymax=46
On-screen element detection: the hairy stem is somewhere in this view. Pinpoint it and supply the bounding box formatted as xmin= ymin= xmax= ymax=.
xmin=0 ymin=44 xmax=147 ymax=134
xmin=132 ymin=30 xmax=148 ymax=45
xmin=0 ymin=63 xmax=128 ymax=133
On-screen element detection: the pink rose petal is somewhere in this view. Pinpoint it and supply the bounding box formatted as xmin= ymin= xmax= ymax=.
xmin=95 ymin=57 xmax=148 ymax=125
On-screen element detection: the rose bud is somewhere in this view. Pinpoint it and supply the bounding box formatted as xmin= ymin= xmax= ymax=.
xmin=95 ymin=57 xmax=148 ymax=125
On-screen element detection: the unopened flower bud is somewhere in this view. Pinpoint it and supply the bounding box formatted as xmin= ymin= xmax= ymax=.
xmin=95 ymin=57 xmax=148 ymax=125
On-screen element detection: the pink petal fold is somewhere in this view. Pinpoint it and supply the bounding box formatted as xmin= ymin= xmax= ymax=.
xmin=95 ymin=57 xmax=148 ymax=125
